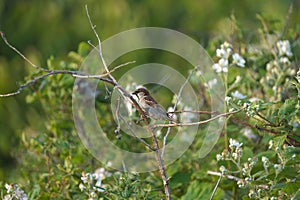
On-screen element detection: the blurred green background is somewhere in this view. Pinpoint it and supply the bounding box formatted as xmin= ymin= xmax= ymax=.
xmin=0 ymin=0 xmax=298 ymax=180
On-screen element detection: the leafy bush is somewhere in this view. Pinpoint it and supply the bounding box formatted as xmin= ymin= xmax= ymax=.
xmin=1 ymin=12 xmax=299 ymax=200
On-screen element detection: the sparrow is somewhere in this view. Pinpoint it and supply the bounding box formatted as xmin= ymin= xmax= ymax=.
xmin=132 ymin=87 xmax=176 ymax=122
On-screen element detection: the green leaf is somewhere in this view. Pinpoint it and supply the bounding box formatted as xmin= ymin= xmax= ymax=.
xmin=25 ymin=94 xmax=36 ymax=103
xmin=273 ymin=135 xmax=287 ymax=147
xmin=78 ymin=42 xmax=91 ymax=57
xmin=279 ymin=99 xmax=297 ymax=116
xmin=171 ymin=172 xmax=192 ymax=188
xmin=281 ymin=180 xmax=300 ymax=195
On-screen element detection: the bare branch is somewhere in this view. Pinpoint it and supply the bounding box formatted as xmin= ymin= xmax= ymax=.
xmin=0 ymin=31 xmax=49 ymax=72
xmin=119 ymin=114 xmax=156 ymax=151
xmin=162 ymin=66 xmax=198 ymax=159
xmin=207 ymin=170 xmax=242 ymax=182
xmin=154 ymin=106 xmax=247 ymax=128
xmin=72 ymin=61 xmax=135 ymax=79
xmin=207 ymin=170 xmax=269 ymax=190
xmin=173 ymin=66 xmax=198 ymax=111
xmin=85 ymin=5 xmax=110 ymax=75
xmin=0 ymin=70 xmax=116 ymax=97
xmin=210 ymin=172 xmax=222 ymax=200
xmin=114 ymin=93 xmax=156 ymax=150
xmin=85 ymin=5 xmax=171 ymax=199
xmin=169 ymin=110 xmax=218 ymax=115
xmin=114 ymin=97 xmax=122 ymax=138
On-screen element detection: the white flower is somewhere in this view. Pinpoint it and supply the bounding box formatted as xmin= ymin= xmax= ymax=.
xmin=221 ymin=41 xmax=232 ymax=48
xmin=90 ymin=191 xmax=97 ymax=198
xmin=5 ymin=184 xmax=13 ymax=193
xmin=94 ymin=179 xmax=105 ymax=192
xmin=216 ymin=42 xmax=233 ymax=59
xmin=232 ymin=152 xmax=238 ymax=160
xmin=216 ymin=48 xmax=232 ymax=59
xmin=167 ymin=107 xmax=177 ymax=121
xmin=213 ymin=42 xmax=247 ymax=72
xmin=229 ymin=138 xmax=243 ymax=149
xmin=3 ymin=194 xmax=12 ymax=200
xmin=81 ymin=172 xmax=92 ymax=183
xmin=204 ymin=78 xmax=217 ymax=88
xmin=94 ymin=167 xmax=111 ymax=180
xmin=235 ymin=75 xmax=242 ymax=82
xmin=212 ymin=58 xmax=228 ymax=73
xmin=216 ymin=154 xmax=222 ymax=161
xmin=107 ymin=161 xmax=112 ymax=167
xmin=195 ymin=70 xmax=202 ymax=77
xmin=216 ymin=48 xmax=227 ymax=58
xmin=231 ymin=91 xmax=247 ymax=99
xmin=243 ymin=102 xmax=250 ymax=108
xmin=14 ymin=186 xmax=28 ymax=200
xmin=276 ymin=40 xmax=293 ymax=57
xmin=268 ymin=140 xmax=273 ymax=149
xmin=262 ymin=156 xmax=268 ymax=163
xmin=167 ymin=107 xmax=175 ymax=113
xmin=79 ymin=183 xmax=86 ymax=191
xmin=225 ymin=96 xmax=232 ymax=103
xmin=219 ymin=165 xmax=227 ymax=173
xmin=4 ymin=184 xmax=28 ymax=200
xmin=279 ymin=57 xmax=290 ymax=65
xmin=232 ymin=53 xmax=246 ymax=67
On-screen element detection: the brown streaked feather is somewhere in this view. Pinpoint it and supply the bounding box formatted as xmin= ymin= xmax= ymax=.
xmin=132 ymin=88 xmax=150 ymax=96
xmin=143 ymin=95 xmax=158 ymax=106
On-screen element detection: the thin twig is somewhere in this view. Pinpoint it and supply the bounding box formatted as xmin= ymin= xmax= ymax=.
xmin=115 ymin=92 xmax=156 ymax=150
xmin=85 ymin=5 xmax=171 ymax=199
xmin=114 ymin=97 xmax=122 ymax=138
xmin=87 ymin=40 xmax=99 ymax=52
xmin=255 ymin=112 xmax=275 ymax=126
xmin=119 ymin=114 xmax=156 ymax=151
xmin=0 ymin=31 xmax=49 ymax=72
xmin=0 ymin=70 xmax=116 ymax=97
xmin=207 ymin=170 xmax=242 ymax=182
xmin=231 ymin=115 xmax=300 ymax=146
xmin=161 ymin=66 xmax=198 ymax=158
xmin=169 ymin=110 xmax=218 ymax=115
xmin=85 ymin=5 xmax=110 ymax=75
xmin=173 ymin=66 xmax=198 ymax=110
xmin=154 ymin=107 xmax=246 ymax=128
xmin=72 ymin=60 xmax=135 ymax=79
xmin=207 ymin=170 xmax=269 ymax=190
xmin=210 ymin=173 xmax=222 ymax=200
xmin=0 ymin=30 xmax=134 ymax=98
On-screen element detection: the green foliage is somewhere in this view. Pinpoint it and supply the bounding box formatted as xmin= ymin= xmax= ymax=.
xmin=1 ymin=2 xmax=300 ymax=200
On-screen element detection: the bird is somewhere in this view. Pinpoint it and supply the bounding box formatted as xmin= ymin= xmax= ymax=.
xmin=132 ymin=87 xmax=176 ymax=123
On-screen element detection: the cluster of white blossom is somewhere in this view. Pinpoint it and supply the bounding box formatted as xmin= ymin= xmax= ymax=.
xmin=79 ymin=163 xmax=112 ymax=199
xmin=3 ymin=184 xmax=28 ymax=200
xmin=261 ymin=40 xmax=295 ymax=101
xmin=216 ymin=138 xmax=243 ymax=174
xmin=216 ymin=138 xmax=298 ymax=199
xmin=212 ymin=41 xmax=246 ymax=73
